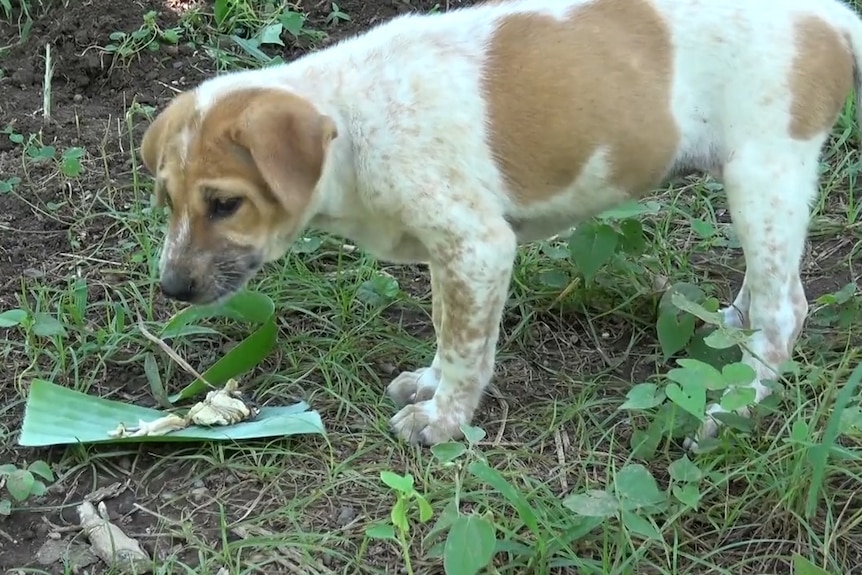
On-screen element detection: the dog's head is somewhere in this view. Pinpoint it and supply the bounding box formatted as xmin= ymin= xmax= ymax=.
xmin=140 ymin=87 xmax=338 ymax=305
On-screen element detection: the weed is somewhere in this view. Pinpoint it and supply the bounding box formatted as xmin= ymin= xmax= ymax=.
xmin=0 ymin=460 xmax=54 ymax=515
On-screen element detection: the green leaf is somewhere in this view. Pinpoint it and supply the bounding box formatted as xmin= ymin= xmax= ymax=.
xmin=615 ymin=464 xmax=664 ymax=511
xmin=380 ymin=471 xmax=414 ymax=493
xmin=171 ymin=317 xmax=277 ymax=403
xmin=791 ymin=554 xmax=836 ymax=575
xmin=0 ymin=499 xmax=10 ymax=515
xmin=596 ymin=200 xmax=661 ymax=220
xmin=258 ymin=23 xmax=284 ymax=45
xmin=617 ymin=218 xmax=646 ymax=255
xmin=29 ymin=480 xmax=47 ymax=497
xmin=621 ymin=509 xmax=662 ymax=540
xmin=231 ymin=35 xmax=274 ymax=64
xmin=214 ymin=0 xmax=230 ymax=25
xmin=161 ymin=290 xmax=274 ymax=337
xmin=143 ymin=352 xmax=171 ymax=409
xmin=668 ymin=455 xmax=702 ymax=483
xmin=365 ymin=523 xmax=396 ymax=540
xmin=630 ymin=417 xmax=663 ymax=460
xmin=443 ymin=515 xmax=496 ymax=575
xmin=670 ymin=291 xmax=723 ymax=325
xmin=839 ymin=406 xmax=862 ymax=436
xmin=538 ymin=269 xmax=570 ymax=289
xmin=31 ymin=313 xmax=66 ymax=338
xmin=61 ymin=147 xmax=86 ymax=177
xmin=461 ymin=425 xmax=486 ymax=445
xmin=6 ymin=470 xmax=34 ymax=501
xmin=790 ymin=419 xmax=811 ymax=443
xmin=703 ymin=326 xmax=750 ymax=349
xmin=0 ymin=309 xmax=28 ymax=328
xmin=719 ymin=387 xmax=756 ymax=411
xmin=27 ymin=461 xmax=53 ymax=482
xmin=721 ymin=362 xmax=756 ymax=387
xmin=685 ymin=325 xmax=743 ymax=366
xmin=280 ymin=11 xmax=307 ymax=36
xmin=690 ymin=218 xmax=715 ymax=239
xmin=423 ymin=499 xmax=460 ymax=551
xmin=391 ymin=497 xmax=409 ymax=532
xmin=664 ymin=382 xmax=706 ymax=421
xmin=431 ymin=442 xmax=467 ymax=463
xmin=19 ymin=379 xmax=325 ymax=446
xmin=562 ymin=489 xmax=618 ymax=518
xmin=619 ymin=383 xmax=665 ymax=411
xmin=670 ymin=358 xmax=726 ymax=391
xmin=165 ymin=291 xmax=278 ymax=403
xmin=415 ymin=494 xmax=434 ymax=523
xmin=671 ymin=483 xmax=701 ymax=509
xmin=568 ymin=222 xmax=618 ymax=283
xmin=356 ymin=274 xmax=400 ymax=307
xmin=467 ymin=461 xmax=539 ymax=534
xmin=656 ymin=311 xmax=695 ymax=359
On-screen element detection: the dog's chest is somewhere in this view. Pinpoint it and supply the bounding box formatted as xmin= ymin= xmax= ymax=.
xmin=312 ymin=214 xmax=431 ymax=264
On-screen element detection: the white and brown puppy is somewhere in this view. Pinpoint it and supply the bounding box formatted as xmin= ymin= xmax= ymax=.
xmin=140 ymin=0 xmax=862 ymax=449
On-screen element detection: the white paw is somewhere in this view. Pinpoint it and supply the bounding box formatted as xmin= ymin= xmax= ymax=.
xmin=389 ymin=398 xmax=467 ymax=446
xmin=386 ymin=367 xmax=439 ymax=408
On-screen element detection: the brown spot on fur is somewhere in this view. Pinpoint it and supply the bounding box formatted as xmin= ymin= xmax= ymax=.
xmin=482 ymin=0 xmax=679 ymax=204
xmin=789 ymin=15 xmax=854 ymax=140
xmin=142 ymin=87 xmax=337 ymax=257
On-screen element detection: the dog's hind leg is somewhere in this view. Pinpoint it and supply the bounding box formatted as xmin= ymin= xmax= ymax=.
xmin=685 ymin=139 xmax=822 ymax=450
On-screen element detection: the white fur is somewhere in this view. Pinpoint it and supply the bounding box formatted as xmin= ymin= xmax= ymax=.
xmin=181 ymin=0 xmax=862 ymax=447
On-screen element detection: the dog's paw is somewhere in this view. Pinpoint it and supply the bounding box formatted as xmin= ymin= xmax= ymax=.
xmin=386 ymin=368 xmax=439 ymax=408
xmin=389 ymin=399 xmax=466 ymax=446
xmin=683 ymin=402 xmax=751 ymax=452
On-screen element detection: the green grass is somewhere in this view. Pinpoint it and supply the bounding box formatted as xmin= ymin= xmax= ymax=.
xmin=1 ymin=1 xmax=861 ymax=574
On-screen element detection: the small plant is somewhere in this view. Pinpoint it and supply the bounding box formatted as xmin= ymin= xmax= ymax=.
xmin=367 ymin=425 xmax=498 ymax=575
xmin=59 ymin=146 xmax=86 ymax=178
xmin=365 ymin=471 xmax=434 ymax=575
xmin=0 ymin=176 xmax=20 ymax=194
xmin=0 ymin=460 xmax=54 ymax=515
xmin=325 ymin=2 xmax=350 ymax=26
xmin=103 ymin=10 xmax=182 ymax=58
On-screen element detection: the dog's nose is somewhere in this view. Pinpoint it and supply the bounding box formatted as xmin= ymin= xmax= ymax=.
xmin=160 ymin=270 xmax=197 ymax=302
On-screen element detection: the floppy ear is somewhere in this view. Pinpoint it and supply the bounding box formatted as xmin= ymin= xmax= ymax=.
xmin=140 ymin=92 xmax=195 ymax=174
xmin=230 ymin=91 xmax=338 ymax=214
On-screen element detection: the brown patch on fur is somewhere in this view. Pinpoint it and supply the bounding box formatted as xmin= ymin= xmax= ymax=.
xmin=143 ymin=87 xmax=337 ymax=255
xmin=789 ymin=15 xmax=853 ymax=140
xmin=482 ymin=0 xmax=679 ymax=204
xmin=139 ymin=91 xmax=198 ymax=204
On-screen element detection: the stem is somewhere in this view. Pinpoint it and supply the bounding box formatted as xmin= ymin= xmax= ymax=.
xmin=399 ymin=531 xmax=414 ymax=575
xmin=42 ymin=43 xmax=53 ymax=125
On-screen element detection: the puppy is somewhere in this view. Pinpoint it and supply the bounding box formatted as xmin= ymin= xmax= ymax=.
xmin=140 ymin=0 xmax=862 ymax=448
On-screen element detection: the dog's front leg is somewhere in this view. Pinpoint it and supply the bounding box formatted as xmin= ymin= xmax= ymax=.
xmin=389 ymin=219 xmax=517 ymax=445
xmin=386 ymin=263 xmax=446 ymax=407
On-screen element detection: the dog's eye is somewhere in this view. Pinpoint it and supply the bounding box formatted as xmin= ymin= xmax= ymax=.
xmin=209 ymin=197 xmax=243 ymax=219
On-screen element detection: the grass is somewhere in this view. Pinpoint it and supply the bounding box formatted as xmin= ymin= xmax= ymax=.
xmin=1 ymin=0 xmax=861 ymax=573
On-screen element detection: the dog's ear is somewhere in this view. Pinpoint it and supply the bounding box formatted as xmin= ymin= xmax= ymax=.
xmin=230 ymin=91 xmax=338 ymax=215
xmin=140 ymin=92 xmax=195 ymax=175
